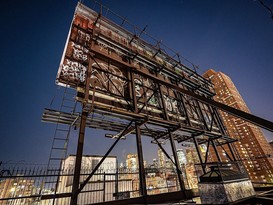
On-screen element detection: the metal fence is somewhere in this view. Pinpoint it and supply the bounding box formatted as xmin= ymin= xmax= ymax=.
xmin=0 ymin=164 xmax=180 ymax=205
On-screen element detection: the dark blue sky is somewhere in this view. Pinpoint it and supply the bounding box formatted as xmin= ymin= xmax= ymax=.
xmin=1 ymin=0 xmax=273 ymax=165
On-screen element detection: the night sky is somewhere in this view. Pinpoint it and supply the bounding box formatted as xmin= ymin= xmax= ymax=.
xmin=1 ymin=0 xmax=273 ymax=165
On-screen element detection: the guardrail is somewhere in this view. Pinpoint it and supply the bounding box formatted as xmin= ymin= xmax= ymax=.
xmin=0 ymin=164 xmax=179 ymax=205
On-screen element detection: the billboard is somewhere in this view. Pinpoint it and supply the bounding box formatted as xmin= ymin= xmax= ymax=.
xmin=56 ymin=3 xmax=220 ymax=134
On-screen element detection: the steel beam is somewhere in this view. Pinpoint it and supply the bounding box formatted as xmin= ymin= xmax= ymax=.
xmin=76 ymin=121 xmax=134 ymax=195
xmin=168 ymin=130 xmax=186 ymax=194
xmin=135 ymin=123 xmax=147 ymax=198
xmin=91 ymin=47 xmax=273 ymax=132
xmin=211 ymin=140 xmax=222 ymax=162
xmin=70 ymin=54 xmax=95 ymax=205
xmin=70 ymin=111 xmax=88 ymax=205
xmin=227 ymin=143 xmax=237 ymax=161
xmin=204 ymin=139 xmax=210 ymax=165
xmin=153 ymin=137 xmax=175 ymax=165
xmin=193 ymin=135 xmax=206 ymax=173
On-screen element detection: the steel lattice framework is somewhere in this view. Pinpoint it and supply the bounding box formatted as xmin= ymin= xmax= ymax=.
xmin=41 ymin=2 xmax=273 ymax=205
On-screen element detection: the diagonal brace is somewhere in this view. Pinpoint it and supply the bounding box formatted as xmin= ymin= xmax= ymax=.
xmin=75 ymin=121 xmax=133 ymax=196
xmin=76 ymin=118 xmax=148 ymax=196
xmin=144 ymin=124 xmax=181 ymax=174
xmin=153 ymin=138 xmax=177 ymax=170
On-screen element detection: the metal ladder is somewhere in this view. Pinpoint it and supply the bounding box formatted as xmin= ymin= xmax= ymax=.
xmin=47 ymin=86 xmax=78 ymax=169
xmin=43 ymin=85 xmax=78 ymax=203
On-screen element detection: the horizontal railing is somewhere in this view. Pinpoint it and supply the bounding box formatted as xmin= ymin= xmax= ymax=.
xmin=0 ymin=164 xmax=180 ymax=205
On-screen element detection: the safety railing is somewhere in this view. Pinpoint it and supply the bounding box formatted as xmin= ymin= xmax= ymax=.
xmin=0 ymin=164 xmax=180 ymax=205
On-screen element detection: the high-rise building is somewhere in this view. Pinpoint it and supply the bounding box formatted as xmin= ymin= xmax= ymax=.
xmin=158 ymin=148 xmax=166 ymax=168
xmin=203 ymin=69 xmax=273 ymax=183
xmin=177 ymin=149 xmax=187 ymax=165
xmin=0 ymin=178 xmax=36 ymax=205
xmin=126 ymin=154 xmax=138 ymax=170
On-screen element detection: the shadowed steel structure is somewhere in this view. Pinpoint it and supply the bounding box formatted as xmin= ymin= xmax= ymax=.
xmin=40 ymin=1 xmax=273 ymax=204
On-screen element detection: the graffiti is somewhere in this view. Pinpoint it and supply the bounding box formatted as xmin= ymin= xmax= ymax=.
xmin=134 ymin=77 xmax=159 ymax=107
xmin=164 ymin=95 xmax=180 ymax=113
xmin=91 ymin=62 xmax=127 ymax=96
xmin=77 ymin=30 xmax=91 ymax=42
xmin=149 ymin=95 xmax=159 ymax=107
xmin=72 ymin=42 xmax=89 ymax=62
xmin=134 ymin=79 xmax=142 ymax=97
xmin=61 ymin=59 xmax=87 ymax=83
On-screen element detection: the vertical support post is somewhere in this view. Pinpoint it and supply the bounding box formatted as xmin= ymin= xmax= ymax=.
xmin=193 ymin=135 xmax=206 ymax=173
xmin=129 ymin=70 xmax=138 ymax=113
xmin=212 ymin=140 xmax=222 ymax=162
xmin=70 ymin=54 xmax=93 ymax=205
xmin=196 ymin=101 xmax=209 ymax=130
xmin=135 ymin=123 xmax=147 ymax=197
xmin=115 ymin=169 xmax=118 ymax=200
xmin=169 ymin=130 xmax=186 ymax=193
xmin=70 ymin=111 xmax=88 ymax=205
xmin=103 ymin=172 xmax=106 ymax=202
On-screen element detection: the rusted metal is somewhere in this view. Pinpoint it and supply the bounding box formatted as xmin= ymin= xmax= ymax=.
xmin=76 ymin=121 xmax=134 ymax=195
xmin=193 ymin=134 xmax=206 ymax=173
xmin=212 ymin=140 xmax=222 ymax=162
xmin=135 ymin=123 xmax=147 ymax=197
xmin=42 ymin=2 xmax=273 ymax=204
xmin=87 ymin=43 xmax=273 ymax=131
xmin=70 ymin=111 xmax=88 ymax=205
xmin=168 ymin=130 xmax=186 ymax=194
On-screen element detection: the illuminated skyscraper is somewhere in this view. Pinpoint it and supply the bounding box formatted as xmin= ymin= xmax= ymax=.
xmin=203 ymin=69 xmax=273 ymax=183
xmin=158 ymin=148 xmax=166 ymax=168
xmin=126 ymin=154 xmax=138 ymax=170
xmin=177 ymin=149 xmax=187 ymax=165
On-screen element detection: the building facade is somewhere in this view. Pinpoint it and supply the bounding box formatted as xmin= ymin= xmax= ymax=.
xmin=158 ymin=148 xmax=166 ymax=169
xmin=203 ymin=69 xmax=273 ymax=183
xmin=126 ymin=154 xmax=138 ymax=170
xmin=0 ymin=178 xmax=36 ymax=205
xmin=55 ymin=155 xmax=134 ymax=204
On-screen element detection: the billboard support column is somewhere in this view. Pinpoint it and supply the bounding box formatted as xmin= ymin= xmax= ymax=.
xmin=135 ymin=123 xmax=147 ymax=198
xmin=70 ymin=110 xmax=88 ymax=205
xmin=169 ymin=130 xmax=186 ymax=194
xmin=70 ymin=56 xmax=93 ymax=205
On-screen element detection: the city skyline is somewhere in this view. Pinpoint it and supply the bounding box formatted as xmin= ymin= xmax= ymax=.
xmin=1 ymin=0 xmax=273 ymax=165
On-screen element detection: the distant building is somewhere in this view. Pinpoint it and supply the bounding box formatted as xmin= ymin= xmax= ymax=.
xmin=177 ymin=149 xmax=187 ymax=165
xmin=55 ymin=155 xmax=132 ymax=204
xmin=203 ymin=69 xmax=273 ymax=183
xmin=165 ymin=158 xmax=174 ymax=169
xmin=0 ymin=178 xmax=36 ymax=205
xmin=143 ymin=160 xmax=148 ymax=168
xmin=158 ymin=148 xmax=166 ymax=168
xmin=126 ymin=154 xmax=138 ymax=170
xmin=152 ymin=158 xmax=159 ymax=168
